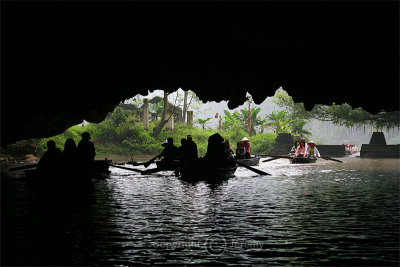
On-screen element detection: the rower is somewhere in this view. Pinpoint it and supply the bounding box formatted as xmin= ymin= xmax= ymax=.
xmin=241 ymin=137 xmax=251 ymax=158
xmin=157 ymin=137 xmax=178 ymax=165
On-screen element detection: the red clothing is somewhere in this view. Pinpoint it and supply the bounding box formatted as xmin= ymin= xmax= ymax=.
xmin=242 ymin=142 xmax=250 ymax=154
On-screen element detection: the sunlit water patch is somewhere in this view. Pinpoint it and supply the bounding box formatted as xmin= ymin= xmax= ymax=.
xmin=2 ymin=158 xmax=399 ymax=265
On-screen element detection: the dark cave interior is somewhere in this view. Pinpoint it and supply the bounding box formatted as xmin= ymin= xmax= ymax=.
xmin=1 ymin=1 xmax=399 ymax=146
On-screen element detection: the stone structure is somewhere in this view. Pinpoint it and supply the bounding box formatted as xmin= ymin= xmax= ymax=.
xmin=317 ymin=145 xmax=346 ymax=157
xmin=269 ymin=133 xmax=294 ymax=155
xmin=360 ymin=132 xmax=400 ymax=158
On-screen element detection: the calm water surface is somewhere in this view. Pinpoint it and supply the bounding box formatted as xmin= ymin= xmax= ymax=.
xmin=2 ymin=157 xmax=399 ymax=265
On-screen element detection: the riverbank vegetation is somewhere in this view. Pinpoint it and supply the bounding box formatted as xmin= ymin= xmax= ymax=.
xmin=6 ymin=89 xmax=398 ymax=159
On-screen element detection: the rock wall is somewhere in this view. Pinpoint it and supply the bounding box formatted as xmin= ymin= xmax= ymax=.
xmin=360 ymin=145 xmax=400 ymax=158
xmin=317 ymin=145 xmax=346 ymax=157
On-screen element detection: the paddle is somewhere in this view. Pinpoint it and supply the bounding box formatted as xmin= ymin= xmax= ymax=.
xmin=143 ymin=155 xmax=160 ymax=168
xmin=261 ymin=155 xmax=293 ymax=162
xmin=233 ymin=160 xmax=271 ymax=176
xmin=321 ymin=157 xmax=343 ymax=163
xmin=9 ymin=164 xmax=38 ymax=171
xmin=110 ymin=164 xmax=144 ymax=174
xmin=262 ymin=157 xmax=281 ymax=163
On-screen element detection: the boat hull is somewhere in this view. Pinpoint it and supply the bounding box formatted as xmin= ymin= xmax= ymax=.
xmin=24 ymin=160 xmax=111 ymax=180
xmin=290 ymin=157 xmax=317 ymax=164
xmin=236 ymin=156 xmax=261 ymax=166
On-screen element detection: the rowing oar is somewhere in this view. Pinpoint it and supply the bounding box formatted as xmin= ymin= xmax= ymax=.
xmin=143 ymin=155 xmax=160 ymax=168
xmin=9 ymin=164 xmax=38 ymax=171
xmin=261 ymin=155 xmax=293 ymax=162
xmin=110 ymin=164 xmax=144 ymax=174
xmin=321 ymin=157 xmax=343 ymax=163
xmin=233 ymin=160 xmax=271 ymax=176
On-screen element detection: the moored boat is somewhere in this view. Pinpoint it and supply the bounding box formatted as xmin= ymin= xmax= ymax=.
xmin=236 ymin=156 xmax=261 ymax=166
xmin=290 ymin=157 xmax=317 ymax=164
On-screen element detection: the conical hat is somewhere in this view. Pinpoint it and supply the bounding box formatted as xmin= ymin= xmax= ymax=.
xmin=307 ymin=140 xmax=316 ymax=146
xmin=241 ymin=137 xmax=250 ymax=142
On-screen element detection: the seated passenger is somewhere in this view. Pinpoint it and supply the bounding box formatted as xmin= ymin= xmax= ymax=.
xmin=224 ymin=139 xmax=234 ymax=157
xmin=295 ymin=140 xmax=306 ymax=158
xmin=63 ymin=138 xmax=78 ymax=168
xmin=177 ymin=138 xmax=187 ymax=162
xmin=235 ymin=142 xmax=246 ymax=159
xmin=185 ymin=135 xmax=198 ymax=162
xmin=77 ymin=132 xmax=96 ymax=163
xmin=203 ymin=133 xmax=229 ymax=166
xmin=241 ymin=137 xmax=251 ymax=158
xmin=305 ymin=141 xmax=320 ymax=158
xmin=291 ymin=140 xmax=300 ymax=155
xmin=37 ymin=140 xmax=63 ymax=173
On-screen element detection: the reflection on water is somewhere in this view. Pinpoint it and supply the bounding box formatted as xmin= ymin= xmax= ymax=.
xmin=2 ymin=158 xmax=399 ymax=265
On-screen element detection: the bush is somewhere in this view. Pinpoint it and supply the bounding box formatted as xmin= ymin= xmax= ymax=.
xmin=250 ymin=133 xmax=277 ymax=154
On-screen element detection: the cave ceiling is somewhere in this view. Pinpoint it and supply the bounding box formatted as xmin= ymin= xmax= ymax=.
xmin=1 ymin=1 xmax=399 ymax=145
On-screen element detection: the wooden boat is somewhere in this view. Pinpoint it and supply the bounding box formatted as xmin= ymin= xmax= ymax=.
xmin=154 ymin=159 xmax=237 ymax=182
xmin=24 ymin=160 xmax=111 ymax=179
xmin=236 ymin=156 xmax=261 ymax=166
xmin=290 ymin=157 xmax=317 ymax=164
xmin=179 ymin=163 xmax=237 ymax=183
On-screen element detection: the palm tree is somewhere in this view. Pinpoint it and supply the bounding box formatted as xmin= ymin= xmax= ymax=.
xmin=265 ymin=110 xmax=290 ymax=135
xmin=291 ymin=119 xmax=312 ymax=138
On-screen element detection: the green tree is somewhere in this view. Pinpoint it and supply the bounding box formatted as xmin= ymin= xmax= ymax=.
xmin=272 ymin=88 xmax=399 ymax=130
xmin=197 ymin=118 xmax=212 ymax=129
xmin=265 ymin=110 xmax=290 ymax=135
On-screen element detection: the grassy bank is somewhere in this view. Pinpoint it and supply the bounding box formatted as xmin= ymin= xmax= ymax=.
xmin=36 ymin=122 xmax=276 ymax=158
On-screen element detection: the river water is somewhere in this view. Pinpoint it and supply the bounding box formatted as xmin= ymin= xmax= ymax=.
xmin=2 ymin=157 xmax=399 ymax=265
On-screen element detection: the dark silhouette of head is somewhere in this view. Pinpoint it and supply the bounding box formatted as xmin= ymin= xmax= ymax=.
xmin=167 ymin=137 xmax=174 ymax=145
xmin=81 ymin=132 xmax=91 ymax=140
xmin=187 ymin=135 xmax=192 ymax=141
xmin=181 ymin=138 xmax=186 ymax=146
xmin=46 ymin=140 xmax=56 ymax=149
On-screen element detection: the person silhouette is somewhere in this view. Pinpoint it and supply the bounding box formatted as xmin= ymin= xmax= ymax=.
xmin=37 ymin=140 xmax=63 ymax=173
xmin=185 ymin=135 xmax=198 ymax=162
xmin=77 ymin=132 xmax=96 ymax=164
xmin=63 ymin=138 xmax=78 ymax=168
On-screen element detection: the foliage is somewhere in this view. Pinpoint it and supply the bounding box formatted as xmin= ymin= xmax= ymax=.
xmin=265 ymin=111 xmax=290 ymax=135
xmin=272 ymin=88 xmax=400 ymax=130
xmin=222 ymin=107 xmax=265 ymax=135
xmin=249 ymin=133 xmax=277 ymax=154
xmin=222 ymin=110 xmax=242 ymax=129
xmin=197 ymin=118 xmax=212 ymax=129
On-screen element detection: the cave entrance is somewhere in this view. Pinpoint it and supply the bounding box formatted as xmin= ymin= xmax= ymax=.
xmin=2 ymin=88 xmax=399 ymax=164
